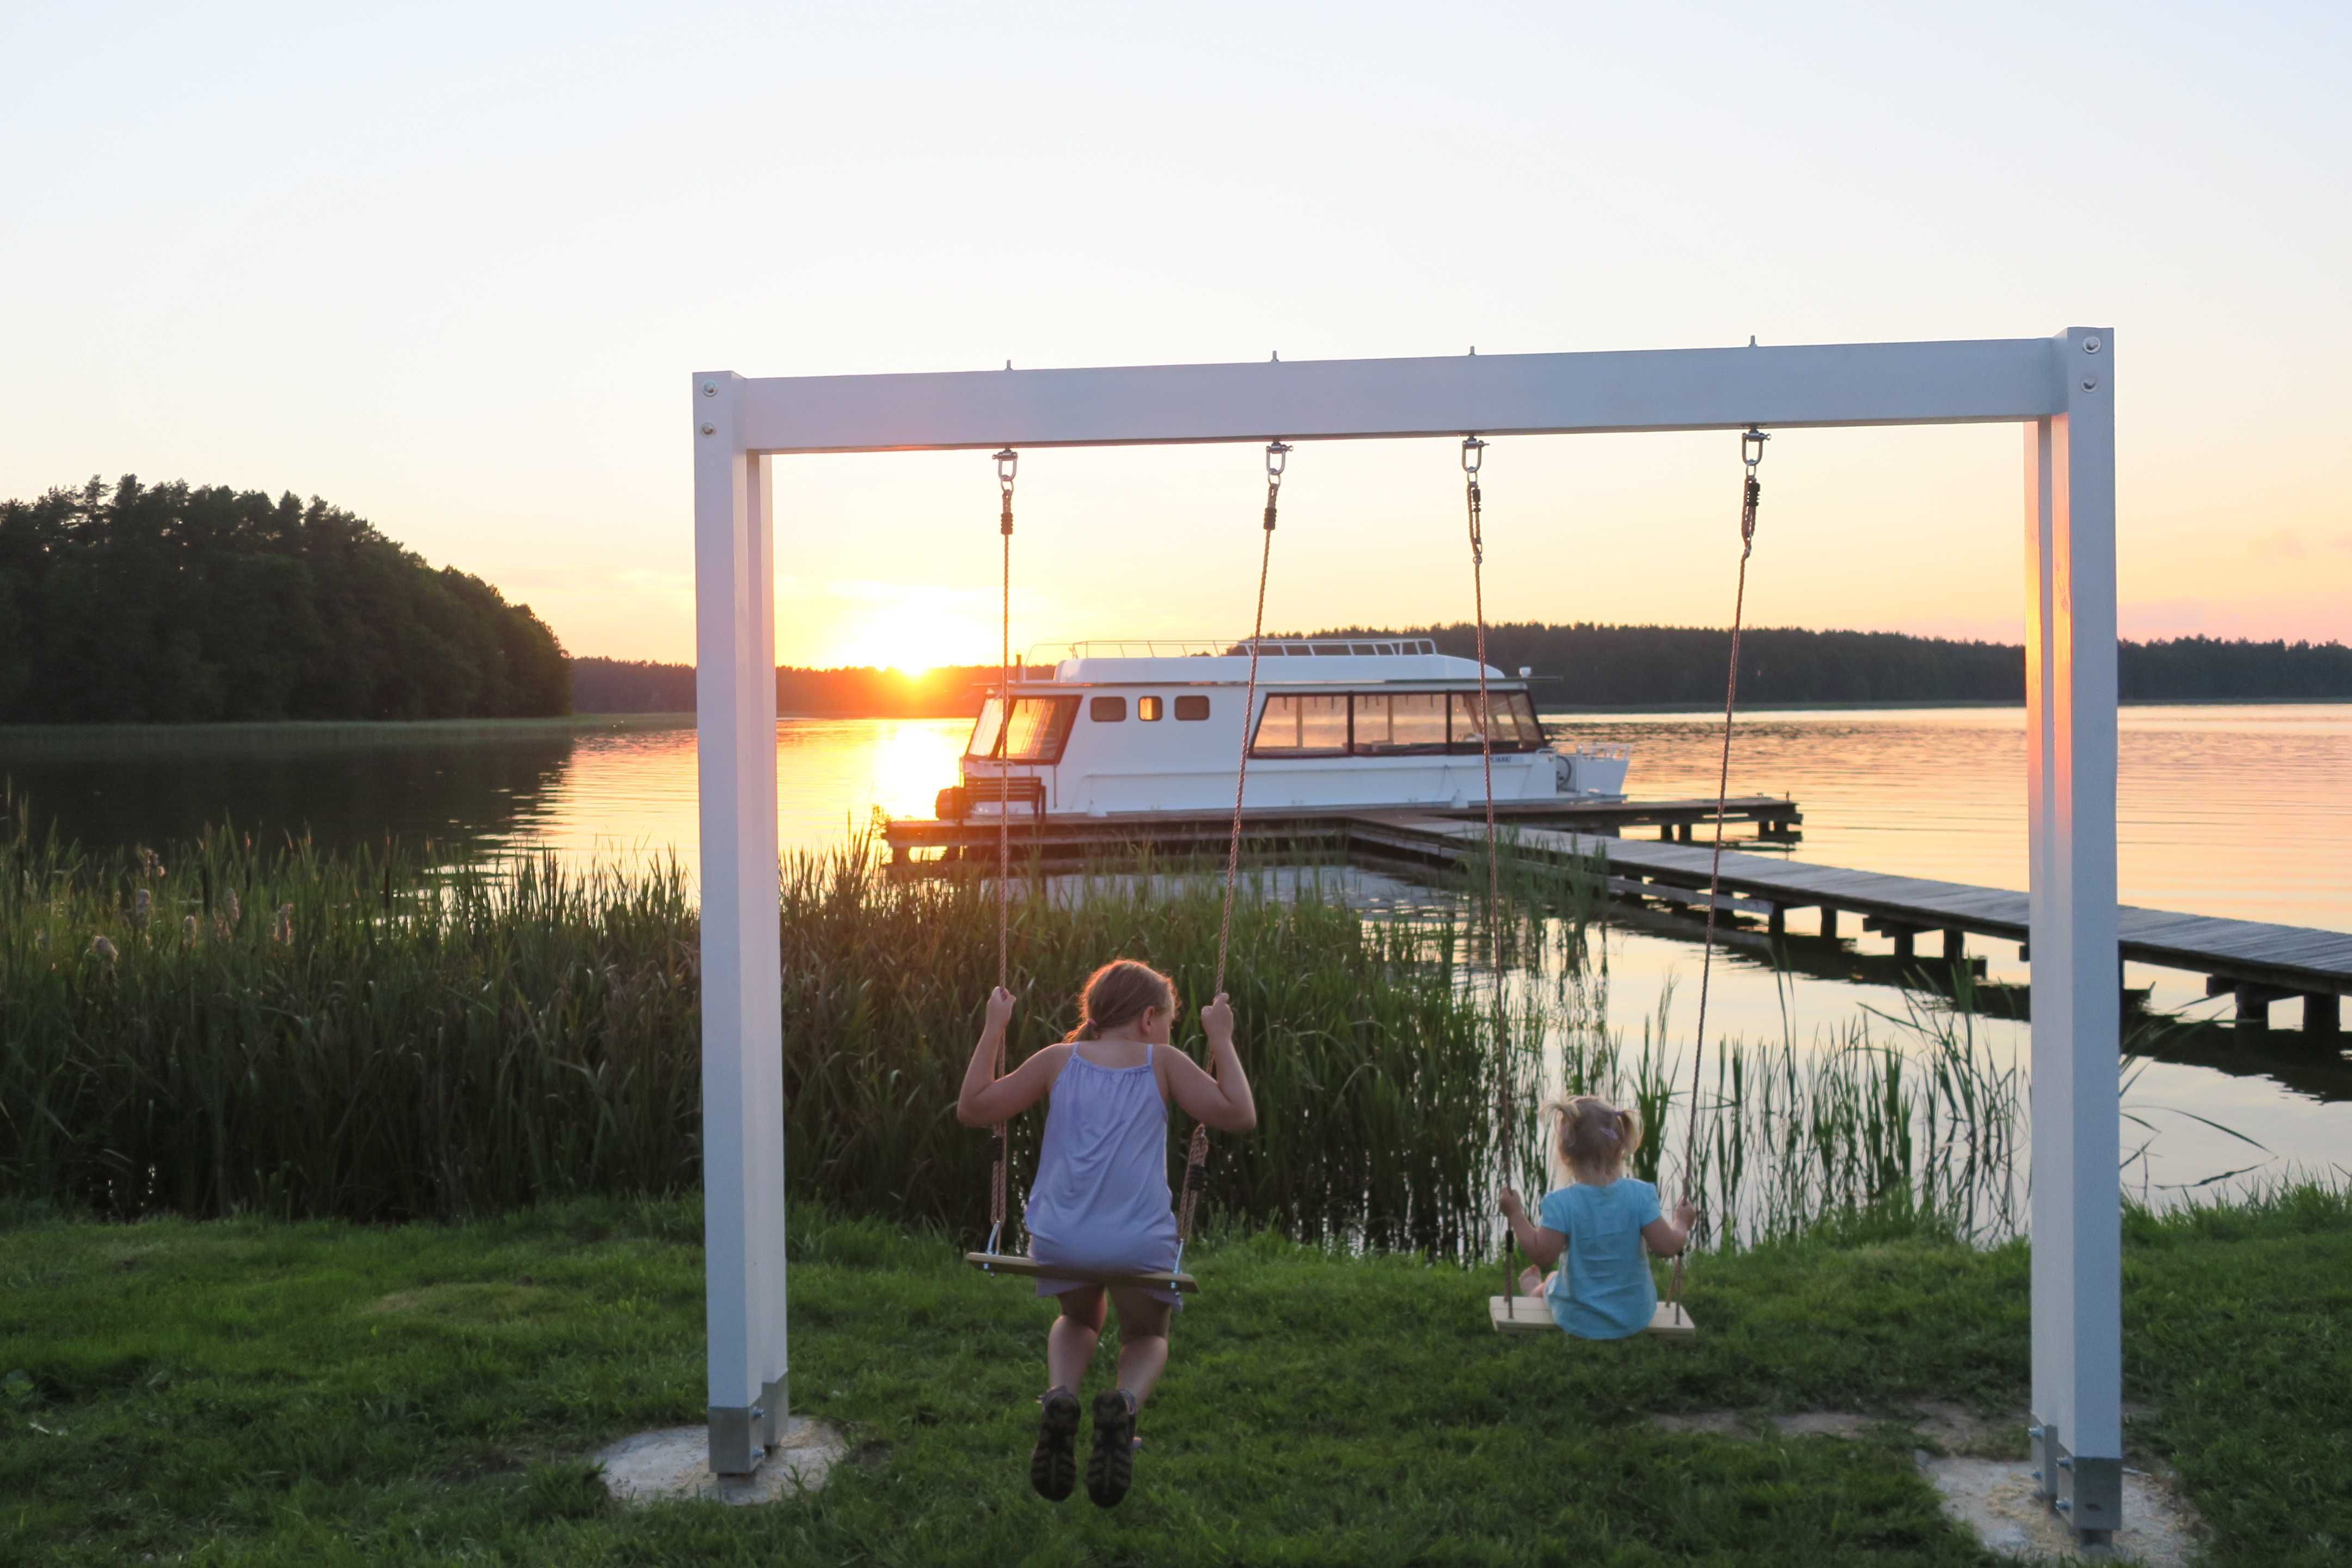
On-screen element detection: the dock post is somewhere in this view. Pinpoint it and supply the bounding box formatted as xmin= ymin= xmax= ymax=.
xmin=1942 ymin=929 xmax=1966 ymax=961
xmin=1767 ymin=904 xmax=1785 ymax=938
xmin=2022 ymin=332 xmax=2122 ymax=1546
xmin=1818 ymin=906 xmax=1838 ymax=941
xmin=1890 ymin=928 xmax=1916 ymax=960
xmin=693 ymin=372 xmax=789 ymax=1478
xmin=2307 ymin=993 xmax=2341 ymax=1040
xmin=2235 ymin=988 xmax=2272 ymax=1037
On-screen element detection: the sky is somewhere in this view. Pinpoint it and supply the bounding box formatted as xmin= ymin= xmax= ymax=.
xmin=2 ymin=1 xmax=2347 ymax=669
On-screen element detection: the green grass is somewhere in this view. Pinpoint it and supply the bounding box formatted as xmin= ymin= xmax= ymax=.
xmin=3 ymin=1190 xmax=2348 ymax=1566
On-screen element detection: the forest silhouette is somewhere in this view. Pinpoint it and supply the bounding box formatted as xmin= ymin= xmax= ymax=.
xmin=0 ymin=477 xmax=568 ymax=722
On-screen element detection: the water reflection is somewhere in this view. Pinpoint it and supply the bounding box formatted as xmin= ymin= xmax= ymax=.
xmin=1 ymin=720 xmax=584 ymax=858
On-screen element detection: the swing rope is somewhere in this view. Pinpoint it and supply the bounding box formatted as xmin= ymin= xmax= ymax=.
xmin=988 ymin=446 xmax=1018 ymax=1256
xmin=1175 ymin=439 xmax=1289 ymax=1259
xmin=1464 ymin=437 xmax=1499 ymax=959
xmin=1463 ymin=437 xmax=1520 ymax=1304
xmin=1667 ymin=427 xmax=1767 ymax=1318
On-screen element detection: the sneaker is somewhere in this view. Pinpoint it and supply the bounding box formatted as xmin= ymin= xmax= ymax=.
xmin=1030 ymin=1387 xmax=1080 ymax=1502
xmin=1085 ymin=1388 xmax=1138 ymax=1507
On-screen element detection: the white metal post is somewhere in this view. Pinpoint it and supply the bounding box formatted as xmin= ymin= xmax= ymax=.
xmin=693 ymin=371 xmax=789 ymax=1475
xmin=2024 ymin=329 xmax=2123 ymax=1541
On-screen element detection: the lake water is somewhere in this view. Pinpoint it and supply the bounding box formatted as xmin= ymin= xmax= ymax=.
xmin=6 ymin=704 xmax=2348 ymax=1205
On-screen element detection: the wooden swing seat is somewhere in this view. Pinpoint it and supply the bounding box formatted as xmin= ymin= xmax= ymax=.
xmin=966 ymin=1252 xmax=1201 ymax=1295
xmin=1489 ymin=1294 xmax=1696 ymax=1339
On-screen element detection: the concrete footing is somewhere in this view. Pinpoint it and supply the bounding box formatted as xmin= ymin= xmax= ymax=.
xmin=596 ymin=1417 xmax=847 ymax=1506
xmin=1920 ymin=1456 xmax=2199 ymax=1564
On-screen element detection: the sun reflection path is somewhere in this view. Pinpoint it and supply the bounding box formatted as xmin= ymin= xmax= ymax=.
xmin=863 ymin=721 xmax=967 ymax=822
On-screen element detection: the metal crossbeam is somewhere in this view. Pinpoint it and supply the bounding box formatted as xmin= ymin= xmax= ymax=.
xmin=725 ymin=336 xmax=2069 ymax=455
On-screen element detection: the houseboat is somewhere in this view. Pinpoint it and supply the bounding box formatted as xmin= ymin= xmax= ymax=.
xmin=934 ymin=638 xmax=1630 ymax=820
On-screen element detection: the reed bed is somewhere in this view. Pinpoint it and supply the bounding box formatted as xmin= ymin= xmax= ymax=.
xmin=7 ymin=798 xmax=2132 ymax=1259
xmin=1 ymin=822 xmax=704 ymax=1222
xmin=0 ymin=819 xmax=1530 ymax=1257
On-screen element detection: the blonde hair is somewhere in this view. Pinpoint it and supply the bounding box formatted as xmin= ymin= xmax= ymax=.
xmin=1546 ymin=1093 xmax=1642 ymax=1182
xmin=1064 ymin=959 xmax=1179 ymax=1042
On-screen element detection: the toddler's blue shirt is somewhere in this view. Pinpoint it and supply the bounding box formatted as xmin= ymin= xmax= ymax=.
xmin=1539 ymin=1178 xmax=1661 ymax=1339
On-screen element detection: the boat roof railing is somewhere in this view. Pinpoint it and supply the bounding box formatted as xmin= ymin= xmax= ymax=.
xmin=1039 ymin=636 xmax=1442 ymax=662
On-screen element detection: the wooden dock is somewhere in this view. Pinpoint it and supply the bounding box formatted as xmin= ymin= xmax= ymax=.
xmin=882 ymin=794 xmax=1803 ymax=862
xmin=883 ymin=798 xmax=2350 ymax=1039
xmin=1353 ymin=814 xmax=2349 ymax=1040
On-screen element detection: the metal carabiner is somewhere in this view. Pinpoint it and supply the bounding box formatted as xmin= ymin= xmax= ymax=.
xmin=1742 ymin=428 xmax=1769 ymax=470
xmin=994 ymin=448 xmax=1019 ymax=494
xmin=1266 ymin=440 xmax=1291 ymax=484
xmin=1461 ymin=434 xmax=1486 ymax=475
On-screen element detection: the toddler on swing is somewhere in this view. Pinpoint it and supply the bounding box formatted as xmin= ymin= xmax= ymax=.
xmin=957 ymin=959 xmax=1257 ymax=1507
xmin=1497 ymin=1094 xmax=1696 ymax=1339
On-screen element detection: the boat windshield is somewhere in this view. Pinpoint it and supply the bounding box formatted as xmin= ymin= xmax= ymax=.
xmin=965 ymin=695 xmax=1080 ymax=763
xmin=967 ymin=698 xmax=1005 ymax=759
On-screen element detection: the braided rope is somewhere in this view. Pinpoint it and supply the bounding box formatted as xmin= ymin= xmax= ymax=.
xmin=1177 ymin=448 xmax=1284 ymax=1248
xmin=1668 ymin=434 xmax=1763 ymax=1313
xmin=1465 ymin=442 xmax=1515 ymax=1301
xmin=990 ymin=454 xmax=1015 ymax=1239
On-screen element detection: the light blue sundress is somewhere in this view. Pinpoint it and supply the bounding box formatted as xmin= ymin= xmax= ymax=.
xmin=1024 ymin=1045 xmax=1184 ymax=1307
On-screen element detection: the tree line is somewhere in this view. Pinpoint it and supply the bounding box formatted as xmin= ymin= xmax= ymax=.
xmin=570 ymin=657 xmax=996 ymax=717
xmin=1352 ymin=622 xmax=2352 ymax=707
xmin=571 ymin=624 xmax=2352 ymax=717
xmin=0 ymin=477 xmax=569 ymax=723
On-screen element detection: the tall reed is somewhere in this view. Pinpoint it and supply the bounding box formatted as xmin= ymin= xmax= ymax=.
xmin=0 ymin=818 xmax=1530 ymax=1257
xmin=1532 ymin=935 xmax=2028 ymax=1247
xmin=2 ymin=819 xmax=703 ymax=1220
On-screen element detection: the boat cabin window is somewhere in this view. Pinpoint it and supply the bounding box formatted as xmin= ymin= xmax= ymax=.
xmin=1137 ymin=696 xmax=1163 ymax=721
xmin=1352 ymin=692 xmax=1448 ymax=754
xmin=1173 ymin=695 xmax=1210 ymax=721
xmin=1251 ymin=693 xmax=1349 ymax=756
xmin=965 ymin=695 xmax=1080 ymax=763
xmin=1248 ymin=689 xmax=1543 ymax=758
xmin=1089 ymin=696 xmax=1127 ymax=722
xmin=1449 ymin=691 xmax=1542 ymax=751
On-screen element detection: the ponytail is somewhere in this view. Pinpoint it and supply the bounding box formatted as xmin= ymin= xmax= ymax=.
xmin=1547 ymin=1093 xmax=1645 ymax=1181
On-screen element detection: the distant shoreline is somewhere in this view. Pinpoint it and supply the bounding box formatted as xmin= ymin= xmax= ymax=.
xmin=0 ymin=713 xmax=689 ymax=751
xmin=4 ymin=694 xmax=2344 ymax=745
xmin=1539 ymin=695 xmax=2352 ymax=716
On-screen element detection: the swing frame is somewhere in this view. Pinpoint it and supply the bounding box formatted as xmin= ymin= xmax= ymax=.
xmin=690 ymin=332 xmax=2122 ymax=1543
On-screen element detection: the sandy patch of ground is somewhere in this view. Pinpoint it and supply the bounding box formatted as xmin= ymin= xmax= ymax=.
xmin=1646 ymin=1410 xmax=1751 ymax=1437
xmin=1907 ymin=1400 xmax=2031 ymax=1456
xmin=1771 ymin=1411 xmax=1878 ymax=1439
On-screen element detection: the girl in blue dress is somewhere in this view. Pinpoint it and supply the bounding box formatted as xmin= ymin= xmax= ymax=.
xmin=1498 ymin=1094 xmax=1696 ymax=1338
xmin=958 ymin=960 xmax=1258 ymax=1506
